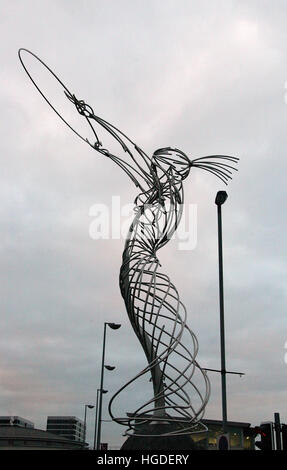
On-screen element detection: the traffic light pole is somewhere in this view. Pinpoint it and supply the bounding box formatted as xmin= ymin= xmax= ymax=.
xmin=282 ymin=424 xmax=287 ymax=450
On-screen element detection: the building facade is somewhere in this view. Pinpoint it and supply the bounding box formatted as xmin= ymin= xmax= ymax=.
xmin=128 ymin=414 xmax=256 ymax=450
xmin=0 ymin=426 xmax=84 ymax=450
xmin=192 ymin=419 xmax=255 ymax=450
xmin=46 ymin=416 xmax=85 ymax=442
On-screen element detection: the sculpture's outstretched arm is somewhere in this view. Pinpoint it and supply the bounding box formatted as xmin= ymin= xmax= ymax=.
xmin=18 ymin=48 xmax=153 ymax=193
xmin=64 ymin=91 xmax=155 ymax=192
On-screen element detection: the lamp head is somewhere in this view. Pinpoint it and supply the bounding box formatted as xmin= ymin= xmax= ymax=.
xmin=215 ymin=191 xmax=228 ymax=206
xmin=104 ymin=365 xmax=115 ymax=371
xmin=107 ymin=322 xmax=121 ymax=330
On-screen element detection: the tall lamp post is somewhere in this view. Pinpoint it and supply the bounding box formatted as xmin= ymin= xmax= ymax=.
xmin=93 ymin=388 xmax=108 ymax=450
xmin=215 ymin=190 xmax=228 ymax=433
xmin=201 ymin=192 xmax=244 ymax=438
xmin=96 ymin=322 xmax=121 ymax=450
xmin=83 ymin=404 xmax=95 ymax=447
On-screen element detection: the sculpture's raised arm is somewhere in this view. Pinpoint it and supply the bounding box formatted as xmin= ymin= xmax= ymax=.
xmin=63 ymin=90 xmax=156 ymax=192
xmin=18 ymin=48 xmax=153 ymax=193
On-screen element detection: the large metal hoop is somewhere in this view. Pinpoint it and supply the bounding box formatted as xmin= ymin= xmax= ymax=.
xmin=18 ymin=48 xmax=95 ymax=147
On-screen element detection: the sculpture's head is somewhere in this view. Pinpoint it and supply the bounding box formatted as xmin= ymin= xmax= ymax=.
xmin=152 ymin=148 xmax=192 ymax=182
xmin=152 ymin=147 xmax=238 ymax=185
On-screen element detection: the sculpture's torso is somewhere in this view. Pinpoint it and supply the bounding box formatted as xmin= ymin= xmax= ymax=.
xmin=119 ymin=171 xmax=186 ymax=417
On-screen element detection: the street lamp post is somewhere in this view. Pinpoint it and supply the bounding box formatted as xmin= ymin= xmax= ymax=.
xmin=215 ymin=190 xmax=228 ymax=434
xmin=83 ymin=404 xmax=95 ymax=447
xmin=93 ymin=388 xmax=108 ymax=450
xmin=201 ymin=192 xmax=244 ymax=437
xmin=96 ymin=322 xmax=121 ymax=450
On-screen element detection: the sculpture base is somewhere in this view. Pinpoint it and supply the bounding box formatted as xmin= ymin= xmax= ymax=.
xmin=121 ymin=421 xmax=197 ymax=450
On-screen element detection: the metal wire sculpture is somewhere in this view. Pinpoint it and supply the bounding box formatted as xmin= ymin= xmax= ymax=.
xmin=18 ymin=49 xmax=239 ymax=438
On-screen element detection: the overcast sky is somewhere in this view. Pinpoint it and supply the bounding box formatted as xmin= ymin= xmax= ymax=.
xmin=1 ymin=0 xmax=287 ymax=448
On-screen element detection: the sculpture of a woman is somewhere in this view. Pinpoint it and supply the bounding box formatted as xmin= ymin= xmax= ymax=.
xmin=18 ymin=49 xmax=238 ymax=439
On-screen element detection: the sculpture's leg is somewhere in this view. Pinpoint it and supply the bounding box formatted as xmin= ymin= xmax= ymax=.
xmin=119 ymin=254 xmax=196 ymax=423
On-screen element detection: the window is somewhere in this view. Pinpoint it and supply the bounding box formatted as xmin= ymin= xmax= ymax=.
xmin=243 ymin=435 xmax=253 ymax=450
xmin=14 ymin=440 xmax=25 ymax=447
xmin=228 ymin=427 xmax=243 ymax=448
xmin=0 ymin=440 xmax=9 ymax=447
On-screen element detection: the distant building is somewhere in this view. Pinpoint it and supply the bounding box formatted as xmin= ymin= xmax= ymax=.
xmin=192 ymin=419 xmax=255 ymax=450
xmin=0 ymin=416 xmax=34 ymax=429
xmin=46 ymin=416 xmax=85 ymax=442
xmin=0 ymin=426 xmax=84 ymax=450
xmin=126 ymin=413 xmax=256 ymax=450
